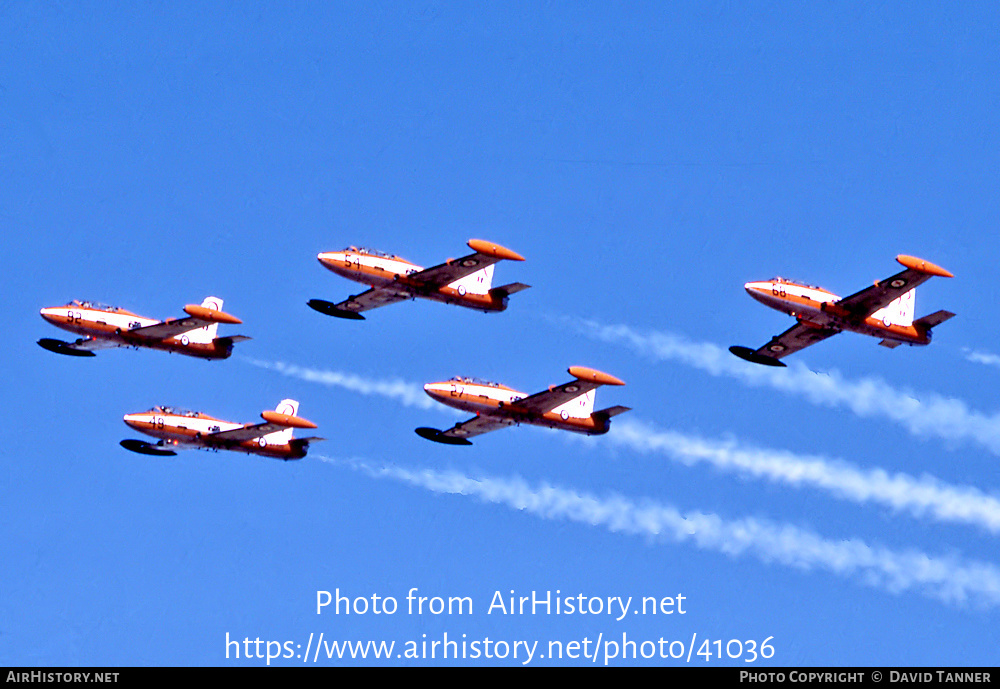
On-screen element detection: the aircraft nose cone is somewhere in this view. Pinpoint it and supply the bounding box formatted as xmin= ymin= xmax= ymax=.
xmin=423 ymin=382 xmax=449 ymax=400
xmin=122 ymin=413 xmax=146 ymax=429
xmin=39 ymin=307 xmax=62 ymax=323
xmin=743 ymin=281 xmax=774 ymax=303
xmin=317 ymin=251 xmax=346 ymax=266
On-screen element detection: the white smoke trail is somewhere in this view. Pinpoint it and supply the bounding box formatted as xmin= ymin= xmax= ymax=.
xmin=963 ymin=348 xmax=1000 ymax=369
xmin=613 ymin=418 xmax=1000 ymax=534
xmin=563 ymin=318 xmax=1000 ymax=455
xmin=252 ymin=356 xmax=1000 ymax=534
xmin=242 ymin=357 xmax=441 ymax=411
xmin=318 ymin=455 xmax=1000 ymax=608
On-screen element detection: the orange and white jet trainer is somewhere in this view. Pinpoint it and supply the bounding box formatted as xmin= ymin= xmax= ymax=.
xmin=38 ymin=296 xmax=250 ymax=359
xmin=308 ymin=239 xmax=529 ymax=320
xmin=120 ymin=399 xmax=322 ymax=460
xmin=415 ymin=366 xmax=631 ymax=445
xmin=730 ymin=255 xmax=955 ymax=367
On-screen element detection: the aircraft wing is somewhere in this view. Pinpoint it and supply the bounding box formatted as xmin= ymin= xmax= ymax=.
xmin=308 ymin=287 xmax=412 ymax=319
xmin=511 ymin=366 xmax=625 ymax=415
xmin=831 ymin=255 xmax=954 ymax=321
xmin=124 ymin=304 xmax=242 ymax=341
xmin=204 ymin=422 xmax=293 ymax=444
xmin=125 ymin=319 xmax=210 ymax=341
xmin=205 ymin=410 xmax=317 ymax=445
xmin=404 ymin=239 xmax=524 ymax=290
xmin=731 ymin=322 xmax=840 ymax=367
xmin=418 ymin=415 xmax=516 ymax=444
xmin=37 ymin=336 xmax=121 ymax=356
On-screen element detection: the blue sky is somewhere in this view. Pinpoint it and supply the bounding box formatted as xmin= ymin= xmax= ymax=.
xmin=4 ymin=2 xmax=999 ymax=666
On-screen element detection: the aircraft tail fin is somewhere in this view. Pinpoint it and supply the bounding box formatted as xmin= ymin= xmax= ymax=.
xmin=450 ymin=264 xmax=495 ymax=295
xmin=184 ymin=296 xmax=225 ymax=343
xmin=552 ymin=390 xmax=595 ymax=419
xmin=550 ymin=366 xmax=627 ymax=420
xmin=274 ymin=399 xmax=300 ymax=417
xmin=267 ymin=399 xmax=302 ymax=444
xmin=871 ymin=289 xmax=916 ymax=327
xmin=552 ymin=389 xmax=596 ymax=419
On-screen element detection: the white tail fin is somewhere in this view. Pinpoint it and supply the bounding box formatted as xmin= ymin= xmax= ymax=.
xmin=872 ymin=288 xmax=915 ymax=327
xmin=551 ymin=389 xmax=596 ymax=420
xmin=184 ymin=296 xmax=224 ymax=344
xmin=449 ymin=264 xmax=494 ymax=296
xmin=275 ymin=399 xmax=299 ymax=416
xmin=266 ymin=399 xmax=301 ymax=444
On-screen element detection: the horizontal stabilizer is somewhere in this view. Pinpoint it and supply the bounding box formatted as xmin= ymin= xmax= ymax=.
xmin=213 ymin=335 xmax=251 ymax=356
xmin=288 ymin=436 xmax=324 ymax=458
xmin=490 ymin=282 xmax=531 ymax=297
xmin=595 ymin=405 xmax=631 ymax=419
xmin=913 ymin=310 xmax=956 ymax=330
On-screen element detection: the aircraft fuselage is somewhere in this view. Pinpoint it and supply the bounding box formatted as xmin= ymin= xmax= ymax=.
xmin=317 ymin=250 xmax=510 ymax=312
xmin=744 ymin=279 xmax=930 ymax=345
xmin=39 ymin=303 xmax=235 ymax=359
xmin=423 ymin=380 xmax=613 ymax=436
xmin=123 ymin=409 xmax=307 ymax=459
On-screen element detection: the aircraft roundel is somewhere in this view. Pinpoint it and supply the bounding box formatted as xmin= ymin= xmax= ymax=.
xmin=277 ymin=403 xmax=295 ymax=416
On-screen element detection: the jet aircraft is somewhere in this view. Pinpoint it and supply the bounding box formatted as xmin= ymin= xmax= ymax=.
xmin=38 ymin=297 xmax=249 ymax=359
xmin=730 ymin=255 xmax=955 ymax=367
xmin=120 ymin=399 xmax=321 ymax=460
xmin=415 ymin=366 xmax=630 ymax=445
xmin=307 ymin=239 xmax=529 ymax=320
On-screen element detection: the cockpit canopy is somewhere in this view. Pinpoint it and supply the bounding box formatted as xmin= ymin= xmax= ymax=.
xmin=770 ymin=277 xmax=826 ymax=291
xmin=449 ymin=375 xmax=502 ymax=388
xmin=344 ymin=246 xmax=400 ymax=260
xmin=150 ymin=406 xmax=202 ymax=417
xmin=67 ymin=300 xmax=121 ymax=312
